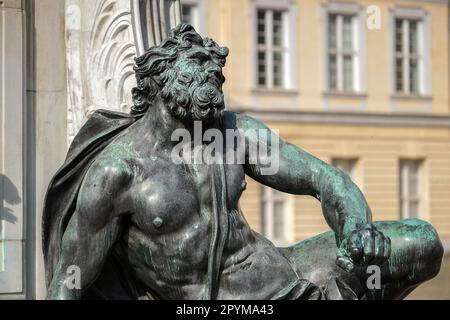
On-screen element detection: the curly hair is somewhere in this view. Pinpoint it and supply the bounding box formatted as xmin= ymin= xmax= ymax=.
xmin=131 ymin=23 xmax=229 ymax=116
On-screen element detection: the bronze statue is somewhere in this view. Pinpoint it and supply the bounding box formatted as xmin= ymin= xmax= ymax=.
xmin=43 ymin=24 xmax=443 ymax=300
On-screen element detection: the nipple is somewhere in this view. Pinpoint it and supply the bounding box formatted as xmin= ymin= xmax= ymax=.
xmin=153 ymin=217 xmax=163 ymax=228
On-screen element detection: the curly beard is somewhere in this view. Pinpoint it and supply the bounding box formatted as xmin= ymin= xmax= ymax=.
xmin=160 ymin=68 xmax=225 ymax=124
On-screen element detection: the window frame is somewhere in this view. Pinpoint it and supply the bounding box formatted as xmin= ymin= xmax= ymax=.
xmin=390 ymin=7 xmax=431 ymax=98
xmin=394 ymin=18 xmax=422 ymax=95
xmin=256 ymin=9 xmax=288 ymax=89
xmin=322 ymin=2 xmax=366 ymax=94
xmin=327 ymin=14 xmax=358 ymax=92
xmin=400 ymin=159 xmax=423 ymax=219
xmin=261 ymin=186 xmax=294 ymax=246
xmin=251 ymin=0 xmax=297 ymax=91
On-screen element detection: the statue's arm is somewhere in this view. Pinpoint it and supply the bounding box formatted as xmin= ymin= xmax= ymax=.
xmin=229 ymin=112 xmax=390 ymax=271
xmin=46 ymin=160 xmax=132 ymax=299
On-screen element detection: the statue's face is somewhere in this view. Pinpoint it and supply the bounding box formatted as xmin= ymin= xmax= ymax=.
xmin=174 ymin=45 xmax=225 ymax=90
xmin=161 ymin=44 xmax=226 ymax=124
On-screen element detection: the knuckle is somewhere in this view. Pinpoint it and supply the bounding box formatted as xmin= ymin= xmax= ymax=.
xmin=364 ymin=250 xmax=375 ymax=257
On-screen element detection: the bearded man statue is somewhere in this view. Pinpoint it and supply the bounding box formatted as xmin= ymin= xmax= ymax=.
xmin=43 ymin=24 xmax=443 ymax=300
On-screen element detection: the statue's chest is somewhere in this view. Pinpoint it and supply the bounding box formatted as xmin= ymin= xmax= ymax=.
xmin=128 ymin=158 xmax=246 ymax=233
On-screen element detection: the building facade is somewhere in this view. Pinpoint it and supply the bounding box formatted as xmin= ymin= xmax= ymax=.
xmin=201 ymin=0 xmax=450 ymax=247
xmin=0 ymin=0 xmax=449 ymax=299
xmin=186 ymin=0 xmax=450 ymax=297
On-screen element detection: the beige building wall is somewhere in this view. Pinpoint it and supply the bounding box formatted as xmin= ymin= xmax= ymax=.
xmin=206 ymin=0 xmax=449 ymax=116
xmin=197 ymin=0 xmax=450 ymax=244
xmin=241 ymin=125 xmax=450 ymax=241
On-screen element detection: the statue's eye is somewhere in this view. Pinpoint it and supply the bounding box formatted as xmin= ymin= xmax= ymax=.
xmin=190 ymin=52 xmax=209 ymax=64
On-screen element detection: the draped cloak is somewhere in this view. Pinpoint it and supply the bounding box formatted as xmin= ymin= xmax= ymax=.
xmin=42 ymin=110 xmax=141 ymax=298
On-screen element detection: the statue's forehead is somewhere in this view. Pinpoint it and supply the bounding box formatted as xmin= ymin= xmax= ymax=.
xmin=178 ymin=45 xmax=211 ymax=58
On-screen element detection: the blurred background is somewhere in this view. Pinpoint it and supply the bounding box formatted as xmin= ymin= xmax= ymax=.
xmin=0 ymin=0 xmax=449 ymax=299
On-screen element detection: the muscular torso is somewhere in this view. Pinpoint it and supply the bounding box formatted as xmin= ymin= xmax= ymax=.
xmin=95 ymin=130 xmax=300 ymax=300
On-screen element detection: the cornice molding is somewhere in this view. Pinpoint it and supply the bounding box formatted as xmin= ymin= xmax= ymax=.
xmin=231 ymin=108 xmax=450 ymax=128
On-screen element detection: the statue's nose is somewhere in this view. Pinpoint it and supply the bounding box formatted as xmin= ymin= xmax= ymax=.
xmin=207 ymin=65 xmax=223 ymax=78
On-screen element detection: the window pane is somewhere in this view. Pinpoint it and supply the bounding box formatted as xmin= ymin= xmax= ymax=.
xmin=400 ymin=161 xmax=408 ymax=218
xmin=257 ymin=9 xmax=266 ymax=25
xmin=395 ymin=57 xmax=404 ymax=92
xmin=258 ymin=51 xmax=266 ymax=86
xmin=181 ymin=5 xmax=193 ymax=25
xmin=258 ymin=33 xmax=266 ymax=45
xmin=409 ymin=58 xmax=419 ymax=94
xmin=343 ymin=16 xmax=353 ymax=51
xmin=400 ymin=160 xmax=421 ymax=219
xmin=258 ymin=76 xmax=266 ymax=86
xmin=410 ymin=200 xmax=419 ymax=218
xmin=409 ymin=20 xmax=418 ymax=54
xmin=257 ymin=10 xmax=266 ymax=45
xmin=395 ymin=19 xmax=403 ymax=53
xmin=273 ymin=201 xmax=284 ymax=239
xmin=343 ymin=55 xmax=353 ymax=91
xmin=273 ymin=11 xmax=283 ymax=47
xmin=329 ymin=54 xmax=337 ymax=90
xmin=409 ymin=162 xmax=420 ymax=197
xmin=257 ymin=10 xmax=265 ymax=20
xmin=273 ymin=51 xmax=283 ymax=87
xmin=328 ymin=14 xmax=337 ymax=49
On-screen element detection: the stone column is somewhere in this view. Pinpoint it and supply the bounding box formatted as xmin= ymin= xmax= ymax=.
xmin=25 ymin=0 xmax=68 ymax=300
xmin=0 ymin=0 xmax=26 ymax=298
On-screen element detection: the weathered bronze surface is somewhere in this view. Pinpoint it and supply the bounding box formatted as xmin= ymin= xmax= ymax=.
xmin=43 ymin=24 xmax=443 ymax=300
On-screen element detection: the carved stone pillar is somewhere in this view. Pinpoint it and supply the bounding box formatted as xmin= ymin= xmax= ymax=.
xmin=131 ymin=0 xmax=181 ymax=55
xmin=66 ymin=0 xmax=181 ymax=144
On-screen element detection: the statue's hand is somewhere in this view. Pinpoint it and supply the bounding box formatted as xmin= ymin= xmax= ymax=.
xmin=336 ymin=224 xmax=391 ymax=273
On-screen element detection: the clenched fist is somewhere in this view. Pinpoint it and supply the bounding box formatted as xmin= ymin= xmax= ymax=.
xmin=336 ymin=224 xmax=391 ymax=273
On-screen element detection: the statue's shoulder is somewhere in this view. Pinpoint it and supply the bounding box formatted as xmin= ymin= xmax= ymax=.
xmin=223 ymin=111 xmax=250 ymax=130
xmin=223 ymin=111 xmax=266 ymax=131
xmin=84 ymin=140 xmax=136 ymax=185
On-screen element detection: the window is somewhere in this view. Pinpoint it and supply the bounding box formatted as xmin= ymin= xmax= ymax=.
xmin=327 ymin=13 xmax=359 ymax=92
xmin=181 ymin=4 xmax=194 ymax=26
xmin=180 ymin=0 xmax=206 ymax=35
xmin=400 ymin=160 xmax=422 ymax=218
xmin=256 ymin=9 xmax=289 ymax=89
xmin=394 ymin=18 xmax=423 ymax=95
xmin=181 ymin=3 xmax=198 ymax=30
xmin=332 ymin=158 xmax=357 ymax=179
xmin=391 ymin=7 xmax=431 ymax=97
xmin=261 ymin=186 xmax=292 ymax=245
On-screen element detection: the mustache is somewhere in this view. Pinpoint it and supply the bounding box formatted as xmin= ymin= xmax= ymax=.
xmin=177 ymin=69 xmax=225 ymax=90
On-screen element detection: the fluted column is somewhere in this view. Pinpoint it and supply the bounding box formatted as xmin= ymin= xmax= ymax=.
xmin=131 ymin=0 xmax=182 ymax=55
